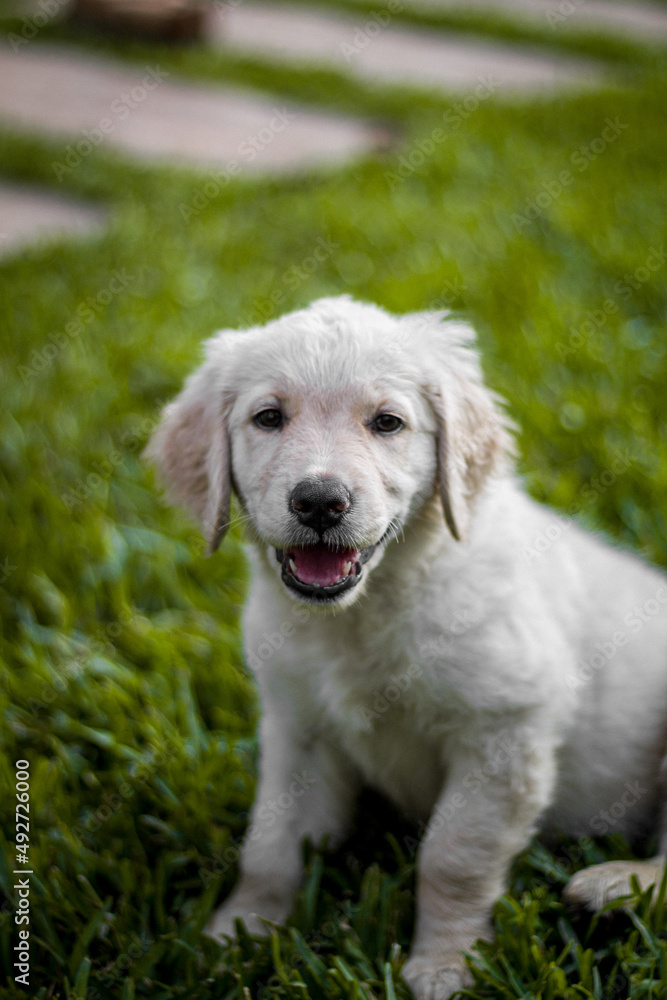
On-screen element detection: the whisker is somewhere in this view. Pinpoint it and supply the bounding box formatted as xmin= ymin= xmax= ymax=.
xmin=385 ymin=518 xmax=404 ymax=546
xmin=220 ymin=512 xmax=255 ymax=531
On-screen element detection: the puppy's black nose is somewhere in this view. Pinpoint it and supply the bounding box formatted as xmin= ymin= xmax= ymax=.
xmin=289 ymin=478 xmax=351 ymax=534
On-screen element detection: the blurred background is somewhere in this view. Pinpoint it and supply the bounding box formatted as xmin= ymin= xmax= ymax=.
xmin=1 ymin=1 xmax=666 ymax=997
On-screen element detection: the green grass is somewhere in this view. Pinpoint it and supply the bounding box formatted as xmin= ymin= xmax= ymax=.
xmin=1 ymin=5 xmax=667 ymax=998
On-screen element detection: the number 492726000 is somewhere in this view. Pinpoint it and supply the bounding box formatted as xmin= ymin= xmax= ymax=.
xmin=15 ymin=761 xmax=30 ymax=866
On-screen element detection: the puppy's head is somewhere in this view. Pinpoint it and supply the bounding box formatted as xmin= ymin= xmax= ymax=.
xmin=146 ymin=296 xmax=513 ymax=608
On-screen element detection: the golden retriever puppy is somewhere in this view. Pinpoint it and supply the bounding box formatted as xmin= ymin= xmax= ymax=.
xmin=148 ymin=296 xmax=667 ymax=1000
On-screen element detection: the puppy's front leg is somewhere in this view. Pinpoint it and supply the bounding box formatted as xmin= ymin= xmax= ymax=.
xmin=403 ymin=728 xmax=556 ymax=1000
xmin=206 ymin=711 xmax=358 ymax=942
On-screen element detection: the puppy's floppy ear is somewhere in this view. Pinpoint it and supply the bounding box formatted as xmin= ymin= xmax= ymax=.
xmin=145 ymin=363 xmax=231 ymax=554
xmin=423 ymin=316 xmax=513 ymax=542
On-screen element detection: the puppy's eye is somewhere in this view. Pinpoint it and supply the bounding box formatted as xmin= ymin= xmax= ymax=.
xmin=254 ymin=408 xmax=283 ymax=430
xmin=371 ymin=413 xmax=404 ymax=435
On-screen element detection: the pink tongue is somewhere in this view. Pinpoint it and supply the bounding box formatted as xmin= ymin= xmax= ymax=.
xmin=290 ymin=545 xmax=358 ymax=586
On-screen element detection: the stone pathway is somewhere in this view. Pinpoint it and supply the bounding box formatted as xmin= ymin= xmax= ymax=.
xmin=0 ymin=44 xmax=386 ymax=173
xmin=408 ymin=0 xmax=667 ymax=43
xmin=0 ymin=39 xmax=386 ymax=258
xmin=211 ymin=2 xmax=606 ymax=93
xmin=1 ymin=0 xmax=664 ymax=257
xmin=0 ymin=181 xmax=107 ymax=259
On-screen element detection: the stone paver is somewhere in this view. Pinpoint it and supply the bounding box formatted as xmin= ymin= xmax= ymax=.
xmin=209 ymin=2 xmax=606 ymax=93
xmin=3 ymin=0 xmax=659 ymax=259
xmin=0 ymin=44 xmax=387 ymax=174
xmin=0 ymin=182 xmax=107 ymax=259
xmin=408 ymin=0 xmax=667 ymax=43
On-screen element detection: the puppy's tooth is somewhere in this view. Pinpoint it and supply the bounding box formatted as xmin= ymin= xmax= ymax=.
xmin=343 ymin=561 xmax=352 ymax=575
xmin=289 ymin=558 xmax=297 ymax=574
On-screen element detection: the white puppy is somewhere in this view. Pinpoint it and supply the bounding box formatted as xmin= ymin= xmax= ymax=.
xmin=148 ymin=296 xmax=667 ymax=1000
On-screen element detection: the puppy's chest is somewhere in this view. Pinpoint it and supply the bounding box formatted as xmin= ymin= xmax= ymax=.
xmin=313 ymin=646 xmax=449 ymax=820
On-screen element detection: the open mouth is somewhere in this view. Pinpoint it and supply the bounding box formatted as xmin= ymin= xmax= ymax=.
xmin=275 ymin=542 xmax=377 ymax=601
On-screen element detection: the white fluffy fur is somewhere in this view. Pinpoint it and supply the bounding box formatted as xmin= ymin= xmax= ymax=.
xmin=148 ymin=297 xmax=667 ymax=1000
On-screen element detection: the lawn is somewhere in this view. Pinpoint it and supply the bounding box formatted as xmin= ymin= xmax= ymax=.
xmin=1 ymin=4 xmax=667 ymax=998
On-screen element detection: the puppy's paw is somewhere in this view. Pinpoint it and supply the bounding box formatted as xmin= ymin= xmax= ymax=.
xmin=205 ymin=904 xmax=260 ymax=943
xmin=205 ymin=892 xmax=290 ymax=943
xmin=564 ymin=859 xmax=664 ymax=912
xmin=402 ymin=955 xmax=470 ymax=1000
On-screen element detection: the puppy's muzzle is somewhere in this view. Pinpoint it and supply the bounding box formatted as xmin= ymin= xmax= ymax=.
xmin=278 ymin=477 xmax=374 ymax=602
